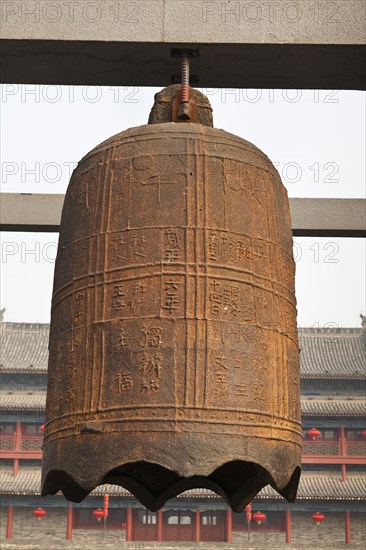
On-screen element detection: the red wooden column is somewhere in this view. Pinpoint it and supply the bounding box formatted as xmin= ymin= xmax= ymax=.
xmin=13 ymin=421 xmax=22 ymax=479
xmin=340 ymin=426 xmax=347 ymax=481
xmin=285 ymin=510 xmax=291 ymax=544
xmin=341 ymin=464 xmax=347 ymax=481
xmin=6 ymin=503 xmax=13 ymax=540
xmin=126 ymin=507 xmax=133 ymax=541
xmin=195 ymin=510 xmax=201 ymax=542
xmin=66 ymin=504 xmax=73 ymax=541
xmin=340 ymin=426 xmax=347 ymax=457
xmin=345 ymin=511 xmax=351 ymax=545
xmin=14 ymin=421 xmax=22 ymax=450
xmin=226 ymin=509 xmax=232 ymax=543
xmin=156 ymin=510 xmax=163 ymax=542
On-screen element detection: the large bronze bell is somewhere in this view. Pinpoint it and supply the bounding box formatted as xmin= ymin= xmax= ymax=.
xmin=41 ymin=85 xmax=301 ymax=512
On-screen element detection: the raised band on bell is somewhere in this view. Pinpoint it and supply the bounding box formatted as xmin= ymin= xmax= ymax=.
xmin=41 ymin=83 xmax=302 ymax=512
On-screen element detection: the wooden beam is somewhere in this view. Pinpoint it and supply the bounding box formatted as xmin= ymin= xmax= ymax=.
xmin=0 ymin=450 xmax=42 ymax=459
xmin=301 ymin=456 xmax=366 ymax=465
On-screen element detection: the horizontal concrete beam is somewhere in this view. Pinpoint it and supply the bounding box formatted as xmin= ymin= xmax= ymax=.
xmin=2 ymin=1 xmax=364 ymax=44
xmin=2 ymin=41 xmax=365 ymax=90
xmin=289 ymin=198 xmax=366 ymax=237
xmin=1 ymin=194 xmax=365 ymax=237
xmin=1 ymin=1 xmax=365 ymax=88
xmin=0 ymin=193 xmax=65 ymax=233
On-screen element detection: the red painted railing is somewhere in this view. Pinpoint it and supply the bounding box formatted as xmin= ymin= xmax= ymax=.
xmin=0 ymin=434 xmax=16 ymax=450
xmin=302 ymin=437 xmax=366 ymax=460
xmin=0 ymin=431 xmax=42 ymax=458
xmin=21 ymin=436 xmax=43 ymax=451
xmin=302 ymin=438 xmax=340 ymax=456
xmin=346 ymin=440 xmax=366 ymax=456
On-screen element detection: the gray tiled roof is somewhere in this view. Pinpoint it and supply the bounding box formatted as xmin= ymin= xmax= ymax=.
xmin=257 ymin=474 xmax=366 ymax=501
xmin=1 ymin=392 xmax=365 ymax=417
xmin=0 ymin=323 xmax=49 ymax=373
xmin=301 ymin=398 xmax=366 ymax=417
xmin=0 ymin=468 xmax=127 ymax=497
xmin=0 ymin=469 xmax=364 ymax=501
xmin=299 ymin=328 xmax=366 ymax=379
xmin=0 ymin=323 xmax=365 ymax=379
xmin=0 ymin=393 xmax=46 ymax=411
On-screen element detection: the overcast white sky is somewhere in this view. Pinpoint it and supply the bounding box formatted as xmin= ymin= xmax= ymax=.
xmin=0 ymin=85 xmax=365 ymax=326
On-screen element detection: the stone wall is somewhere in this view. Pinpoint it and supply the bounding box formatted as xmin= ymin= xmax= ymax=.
xmin=72 ymin=528 xmax=126 ymax=545
xmin=233 ymin=529 xmax=285 ymax=545
xmin=292 ymin=511 xmax=366 ymax=546
xmin=0 ymin=507 xmax=66 ymax=545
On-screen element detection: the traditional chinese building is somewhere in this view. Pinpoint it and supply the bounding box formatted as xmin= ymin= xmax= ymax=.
xmin=0 ymin=322 xmax=365 ymax=547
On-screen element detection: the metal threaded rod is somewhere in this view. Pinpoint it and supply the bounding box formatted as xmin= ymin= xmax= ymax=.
xmin=181 ymin=54 xmax=189 ymax=103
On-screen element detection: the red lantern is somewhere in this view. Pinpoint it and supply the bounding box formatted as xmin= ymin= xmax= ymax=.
xmin=93 ymin=508 xmax=105 ymax=522
xmin=253 ymin=511 xmax=266 ymax=525
xmin=40 ymin=425 xmax=45 ymax=433
xmin=33 ymin=507 xmax=46 ymax=520
xmin=361 ymin=429 xmax=366 ymax=439
xmin=312 ymin=512 xmax=325 ymax=525
xmin=307 ymin=428 xmax=321 ymax=440
xmin=245 ymin=503 xmax=252 ymax=522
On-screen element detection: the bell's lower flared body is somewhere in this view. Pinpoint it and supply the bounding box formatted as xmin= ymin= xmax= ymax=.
xmin=41 ymin=123 xmax=302 ymax=512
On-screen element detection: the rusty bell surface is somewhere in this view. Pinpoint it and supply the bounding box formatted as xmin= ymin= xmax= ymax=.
xmin=41 ymin=86 xmax=302 ymax=512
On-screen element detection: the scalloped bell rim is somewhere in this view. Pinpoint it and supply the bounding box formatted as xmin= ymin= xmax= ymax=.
xmin=41 ymin=460 xmax=301 ymax=513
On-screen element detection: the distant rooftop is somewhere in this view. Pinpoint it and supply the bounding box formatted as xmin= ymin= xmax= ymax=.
xmin=299 ymin=328 xmax=366 ymax=379
xmin=301 ymin=398 xmax=366 ymax=417
xmin=0 ymin=323 xmax=365 ymax=379
xmin=1 ymin=392 xmax=365 ymax=417
xmin=0 ymin=323 xmax=49 ymax=373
